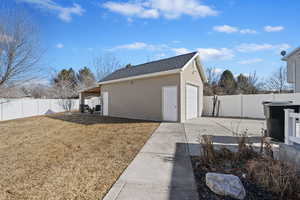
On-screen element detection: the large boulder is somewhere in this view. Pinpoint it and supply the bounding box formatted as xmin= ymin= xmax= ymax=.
xmin=206 ymin=172 xmax=246 ymax=199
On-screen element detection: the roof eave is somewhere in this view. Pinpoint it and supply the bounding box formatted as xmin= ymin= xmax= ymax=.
xmin=98 ymin=68 xmax=181 ymax=85
xmin=180 ymin=52 xmax=207 ymax=82
xmin=282 ymin=46 xmax=300 ymax=61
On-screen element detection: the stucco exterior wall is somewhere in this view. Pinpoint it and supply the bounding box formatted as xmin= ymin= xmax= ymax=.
xmin=101 ymin=74 xmax=180 ymax=121
xmin=286 ymin=54 xmax=300 ymax=93
xmin=180 ymin=58 xmax=204 ymax=122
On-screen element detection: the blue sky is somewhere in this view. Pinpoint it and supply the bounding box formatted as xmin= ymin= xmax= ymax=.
xmin=8 ymin=0 xmax=300 ymax=79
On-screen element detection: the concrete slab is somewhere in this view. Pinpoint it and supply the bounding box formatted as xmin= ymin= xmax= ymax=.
xmin=157 ymin=123 xmax=185 ymax=133
xmin=141 ymin=132 xmax=187 ymax=156
xmin=103 ymin=181 xmax=125 ymax=200
xmin=114 ymin=183 xmax=198 ymax=200
xmin=118 ymin=152 xmax=196 ymax=189
xmin=184 ymin=117 xmax=265 ymax=156
xmin=211 ymin=117 xmax=266 ymax=136
xmin=103 ymin=122 xmax=198 ymax=200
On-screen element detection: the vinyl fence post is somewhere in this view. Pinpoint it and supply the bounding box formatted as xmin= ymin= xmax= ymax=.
xmin=21 ymin=98 xmax=24 ymax=118
xmin=0 ymin=99 xmax=2 ymax=121
xmin=240 ymin=94 xmax=243 ymax=118
xmin=284 ymin=109 xmax=294 ymax=145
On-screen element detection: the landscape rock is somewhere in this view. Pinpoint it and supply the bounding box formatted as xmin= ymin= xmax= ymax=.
xmin=206 ymin=172 xmax=246 ymax=199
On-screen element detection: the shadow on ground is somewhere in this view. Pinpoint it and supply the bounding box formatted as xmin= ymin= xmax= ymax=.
xmin=46 ymin=112 xmax=158 ymax=125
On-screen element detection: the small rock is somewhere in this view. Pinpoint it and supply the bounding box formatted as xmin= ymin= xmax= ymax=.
xmin=206 ymin=172 xmax=246 ymax=200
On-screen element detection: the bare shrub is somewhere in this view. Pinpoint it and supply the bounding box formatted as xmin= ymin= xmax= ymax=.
xmin=246 ymin=158 xmax=300 ymax=199
xmin=199 ymin=135 xmax=216 ymax=165
xmin=198 ymin=127 xmax=299 ymax=199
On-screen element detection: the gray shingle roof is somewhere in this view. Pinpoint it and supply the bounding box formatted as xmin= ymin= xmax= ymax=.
xmin=99 ymin=52 xmax=198 ymax=83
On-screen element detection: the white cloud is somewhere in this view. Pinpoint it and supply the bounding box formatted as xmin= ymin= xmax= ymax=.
xmin=0 ymin=34 xmax=13 ymax=43
xmin=212 ymin=68 xmax=223 ymax=73
xmin=197 ymin=48 xmax=234 ymax=61
xmin=240 ymin=29 xmax=257 ymax=34
xmin=154 ymin=53 xmax=166 ymax=59
xmin=18 ymin=0 xmax=85 ymax=22
xmin=236 ymin=43 xmax=291 ymax=53
xmin=238 ymin=58 xmax=263 ymax=65
xmin=103 ymin=0 xmax=218 ymax=19
xmin=213 ymin=25 xmax=256 ymax=34
xmin=264 ymin=25 xmax=284 ymax=32
xmin=172 ymin=48 xmax=190 ymax=55
xmin=234 ymin=73 xmax=249 ymax=78
xmin=213 ymin=25 xmax=238 ymax=33
xmin=236 ymin=43 xmax=273 ymax=52
xmin=172 ymin=40 xmax=181 ymax=44
xmin=56 ymin=43 xmax=64 ymax=48
xmin=110 ymin=42 xmax=168 ymax=51
xmin=103 ymin=2 xmax=159 ymax=19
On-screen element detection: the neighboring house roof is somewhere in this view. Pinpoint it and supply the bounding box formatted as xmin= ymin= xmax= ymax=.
xmin=99 ymin=52 xmax=205 ymax=85
xmin=282 ymin=46 xmax=300 ymax=61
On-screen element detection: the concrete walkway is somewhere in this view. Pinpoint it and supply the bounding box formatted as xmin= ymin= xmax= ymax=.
xmin=103 ymin=117 xmax=266 ymax=200
xmin=103 ymin=123 xmax=198 ymax=200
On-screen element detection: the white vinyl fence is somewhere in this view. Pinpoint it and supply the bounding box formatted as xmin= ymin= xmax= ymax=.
xmin=203 ymin=93 xmax=300 ymax=119
xmin=0 ymin=98 xmax=79 ymax=121
xmin=284 ymin=109 xmax=300 ymax=145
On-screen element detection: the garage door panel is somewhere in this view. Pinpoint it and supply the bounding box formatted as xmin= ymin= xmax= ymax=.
xmin=186 ymin=84 xmax=198 ymax=120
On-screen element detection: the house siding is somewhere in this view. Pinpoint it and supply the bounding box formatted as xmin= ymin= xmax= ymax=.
xmin=285 ymin=53 xmax=300 ymax=93
xmin=101 ymin=74 xmax=181 ymax=121
xmin=180 ymin=58 xmax=204 ymax=122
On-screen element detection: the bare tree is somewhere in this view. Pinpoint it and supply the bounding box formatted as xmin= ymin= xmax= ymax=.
xmin=236 ymin=72 xmax=262 ymax=94
xmin=52 ymin=80 xmax=78 ymax=112
xmin=0 ymin=7 xmax=42 ymax=89
xmin=266 ymin=66 xmax=290 ymax=93
xmin=206 ymin=67 xmax=221 ymax=86
xmin=49 ymin=69 xmax=79 ymax=112
xmin=92 ymin=54 xmax=121 ymax=81
xmin=204 ymin=67 xmax=222 ymax=96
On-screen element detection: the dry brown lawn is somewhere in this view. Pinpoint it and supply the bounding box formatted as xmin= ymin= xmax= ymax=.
xmin=0 ymin=113 xmax=159 ymax=200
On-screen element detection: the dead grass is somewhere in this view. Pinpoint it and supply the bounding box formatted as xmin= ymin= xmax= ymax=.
xmin=0 ymin=113 xmax=159 ymax=200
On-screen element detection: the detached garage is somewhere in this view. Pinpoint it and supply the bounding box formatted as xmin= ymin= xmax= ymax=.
xmin=80 ymin=52 xmax=207 ymax=122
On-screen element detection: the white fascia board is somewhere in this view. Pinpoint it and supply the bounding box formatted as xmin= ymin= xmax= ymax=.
xmin=196 ymin=58 xmax=208 ymax=82
xmin=282 ymin=46 xmax=300 ymax=61
xmin=98 ymin=68 xmax=181 ymax=85
xmin=79 ymin=86 xmax=100 ymax=93
xmin=180 ymin=52 xmax=200 ymax=71
xmin=180 ymin=52 xmax=207 ymax=82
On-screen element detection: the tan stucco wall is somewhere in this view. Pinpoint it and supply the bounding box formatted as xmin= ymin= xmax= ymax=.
xmin=180 ymin=57 xmax=204 ymax=122
xmin=101 ymin=74 xmax=180 ymax=121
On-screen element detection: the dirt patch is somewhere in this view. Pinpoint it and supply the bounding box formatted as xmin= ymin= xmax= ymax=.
xmin=0 ymin=113 xmax=159 ymax=200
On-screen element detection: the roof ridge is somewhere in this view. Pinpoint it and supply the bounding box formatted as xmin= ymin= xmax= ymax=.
xmin=99 ymin=51 xmax=199 ymax=83
xmin=132 ymin=51 xmax=197 ymax=68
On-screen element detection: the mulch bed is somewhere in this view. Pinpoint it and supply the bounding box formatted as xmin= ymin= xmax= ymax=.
xmin=191 ymin=156 xmax=278 ymax=200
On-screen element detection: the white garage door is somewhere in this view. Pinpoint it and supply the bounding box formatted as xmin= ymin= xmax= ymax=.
xmin=186 ymin=84 xmax=198 ymax=120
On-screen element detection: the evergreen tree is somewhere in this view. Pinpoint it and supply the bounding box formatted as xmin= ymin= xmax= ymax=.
xmin=218 ymin=70 xmax=237 ymax=95
xmin=77 ymin=67 xmax=96 ymax=89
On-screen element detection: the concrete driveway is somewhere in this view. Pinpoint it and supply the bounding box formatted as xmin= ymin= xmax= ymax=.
xmin=184 ymin=117 xmax=266 ymax=156
xmin=103 ymin=117 xmax=266 ymax=200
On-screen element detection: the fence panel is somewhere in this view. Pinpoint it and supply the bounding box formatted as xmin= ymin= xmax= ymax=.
xmin=22 ymin=99 xmax=39 ymax=118
xmin=218 ymin=95 xmax=242 ymax=117
xmin=0 ymin=98 xmax=79 ymax=121
xmin=242 ymin=94 xmax=273 ymax=119
xmin=284 ymin=109 xmax=300 ymax=145
xmin=203 ymin=93 xmax=300 ymax=119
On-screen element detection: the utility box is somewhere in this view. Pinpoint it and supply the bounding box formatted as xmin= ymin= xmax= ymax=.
xmin=262 ymin=101 xmax=300 ymax=142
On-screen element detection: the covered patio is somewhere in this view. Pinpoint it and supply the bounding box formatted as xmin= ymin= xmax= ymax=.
xmin=79 ymin=86 xmax=102 ymax=113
